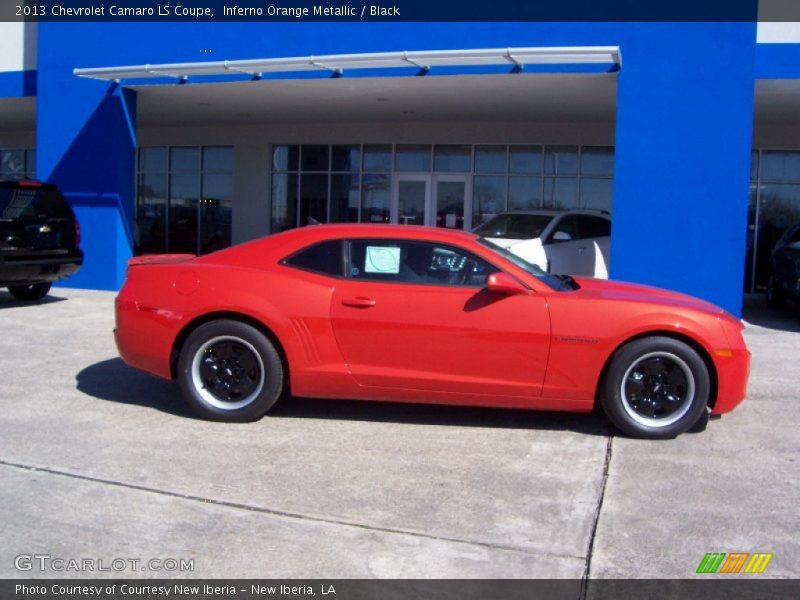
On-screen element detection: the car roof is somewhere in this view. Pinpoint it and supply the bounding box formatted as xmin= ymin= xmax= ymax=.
xmin=493 ymin=209 xmax=610 ymax=218
xmin=273 ymin=223 xmax=479 ymax=243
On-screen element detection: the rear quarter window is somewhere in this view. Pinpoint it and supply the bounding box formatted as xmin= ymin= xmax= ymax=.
xmin=282 ymin=240 xmax=344 ymax=277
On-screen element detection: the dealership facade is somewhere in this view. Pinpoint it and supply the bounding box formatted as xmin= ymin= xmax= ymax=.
xmin=2 ymin=20 xmax=800 ymax=315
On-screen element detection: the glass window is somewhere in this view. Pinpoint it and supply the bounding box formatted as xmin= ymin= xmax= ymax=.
xmin=750 ymin=150 xmax=759 ymax=182
xmin=299 ymin=173 xmax=328 ymax=225
xmin=508 ymin=176 xmax=542 ymax=211
xmin=361 ymin=174 xmax=390 ymax=223
xmin=202 ymin=147 xmax=233 ymax=172
xmin=545 ymin=146 xmax=578 ymax=175
xmin=136 ymin=172 xmax=167 ymax=254
xmin=272 ymin=145 xmax=299 ymax=172
xmin=0 ymin=149 xmax=26 ymax=178
xmin=168 ymin=172 xmax=200 ymax=253
xmin=0 ymin=187 xmax=71 ymax=220
xmin=363 ymin=145 xmax=392 ymax=172
xmin=348 ymin=240 xmax=497 ymax=287
xmin=397 ymin=179 xmax=427 ymax=226
xmin=200 ymin=173 xmax=232 ymax=254
xmin=544 ymin=177 xmax=578 ymax=210
xmin=301 ymin=145 xmax=330 ymax=172
xmin=474 ymin=213 xmax=554 ymax=240
xmin=434 ymin=145 xmax=471 ymax=172
xmin=330 ymin=173 xmax=360 ymax=223
xmin=549 ymin=215 xmax=580 ymax=242
xmin=472 ymin=175 xmax=507 ymax=227
xmin=474 ymin=146 xmax=507 ymax=174
xmin=395 ymin=144 xmax=431 ymax=172
xmin=138 ymin=145 xmax=233 ymax=255
xmin=331 ymin=145 xmax=361 ymax=172
xmin=509 ymin=146 xmax=542 ymax=174
xmin=271 ymin=173 xmax=298 ymax=232
xmin=785 ymin=226 xmax=800 ymax=246
xmin=284 ymin=240 xmax=344 ymax=277
xmin=580 ymin=178 xmax=613 ymax=212
xmin=170 ymin=147 xmax=200 ymax=171
xmin=577 ymin=215 xmax=611 ymax=238
xmin=139 ymin=148 xmax=167 ymax=171
xmin=580 ymin=147 xmax=614 ymax=177
xmin=760 ymin=151 xmax=800 ymax=182
xmin=25 ymin=149 xmax=36 ymax=178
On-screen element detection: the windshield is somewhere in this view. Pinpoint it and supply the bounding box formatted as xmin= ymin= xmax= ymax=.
xmin=478 ymin=238 xmax=568 ymax=290
xmin=473 ymin=213 xmax=554 ymax=240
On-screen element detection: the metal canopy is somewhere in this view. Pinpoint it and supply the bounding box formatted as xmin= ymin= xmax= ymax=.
xmin=73 ymin=46 xmax=622 ymax=82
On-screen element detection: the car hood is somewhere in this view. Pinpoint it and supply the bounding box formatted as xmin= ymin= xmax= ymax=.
xmin=570 ymin=276 xmax=726 ymax=316
xmin=484 ymin=237 xmax=541 ymax=249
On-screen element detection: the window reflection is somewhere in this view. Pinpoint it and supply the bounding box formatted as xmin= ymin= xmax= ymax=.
xmin=136 ymin=146 xmax=233 ymax=255
xmin=361 ymin=174 xmax=390 ymax=223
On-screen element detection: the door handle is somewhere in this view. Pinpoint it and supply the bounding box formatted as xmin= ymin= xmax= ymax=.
xmin=341 ymin=297 xmax=376 ymax=308
xmin=578 ymin=246 xmax=587 ymax=253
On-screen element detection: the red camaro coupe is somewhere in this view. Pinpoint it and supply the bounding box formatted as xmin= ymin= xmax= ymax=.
xmin=115 ymin=224 xmax=749 ymax=439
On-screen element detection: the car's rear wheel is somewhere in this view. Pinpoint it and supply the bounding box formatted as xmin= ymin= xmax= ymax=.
xmin=601 ymin=336 xmax=710 ymax=439
xmin=766 ymin=275 xmax=786 ymax=309
xmin=177 ymin=319 xmax=284 ymax=422
xmin=8 ymin=282 xmax=51 ymax=301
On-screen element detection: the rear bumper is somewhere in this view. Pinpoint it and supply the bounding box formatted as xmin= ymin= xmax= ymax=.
xmin=114 ymin=295 xmax=176 ymax=381
xmin=0 ymin=252 xmax=83 ymax=286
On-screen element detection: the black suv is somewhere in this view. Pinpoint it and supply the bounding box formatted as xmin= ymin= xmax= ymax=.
xmin=0 ymin=180 xmax=83 ymax=301
xmin=767 ymin=222 xmax=800 ymax=310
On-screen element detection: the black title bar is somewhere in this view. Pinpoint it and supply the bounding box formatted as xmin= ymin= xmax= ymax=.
xmin=0 ymin=0 xmax=777 ymax=23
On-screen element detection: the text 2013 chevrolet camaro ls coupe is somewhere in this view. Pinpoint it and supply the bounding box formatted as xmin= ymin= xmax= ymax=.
xmin=115 ymin=224 xmax=750 ymax=439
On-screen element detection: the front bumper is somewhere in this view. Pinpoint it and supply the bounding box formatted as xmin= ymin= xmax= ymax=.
xmin=711 ymin=346 xmax=751 ymax=415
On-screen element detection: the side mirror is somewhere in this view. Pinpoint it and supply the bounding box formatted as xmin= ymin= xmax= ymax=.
xmin=486 ymin=272 xmax=528 ymax=296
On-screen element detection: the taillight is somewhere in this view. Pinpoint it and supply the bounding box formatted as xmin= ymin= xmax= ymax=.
xmin=74 ymin=219 xmax=81 ymax=248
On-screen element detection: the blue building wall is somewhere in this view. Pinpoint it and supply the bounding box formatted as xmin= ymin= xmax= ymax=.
xmin=0 ymin=70 xmax=36 ymax=97
xmin=34 ymin=22 xmax=760 ymax=314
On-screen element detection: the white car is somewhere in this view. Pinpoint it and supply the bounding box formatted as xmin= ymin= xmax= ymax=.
xmin=473 ymin=210 xmax=611 ymax=278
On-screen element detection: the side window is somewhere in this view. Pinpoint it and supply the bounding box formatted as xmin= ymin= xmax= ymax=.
xmin=549 ymin=215 xmax=580 ymax=243
xmin=348 ymin=240 xmax=498 ymax=287
xmin=283 ymin=240 xmax=344 ymax=277
xmin=578 ymin=216 xmax=611 ymax=239
xmin=786 ymin=226 xmax=800 ymax=249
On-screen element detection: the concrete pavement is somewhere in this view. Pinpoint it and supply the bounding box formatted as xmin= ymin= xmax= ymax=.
xmin=0 ymin=288 xmax=797 ymax=581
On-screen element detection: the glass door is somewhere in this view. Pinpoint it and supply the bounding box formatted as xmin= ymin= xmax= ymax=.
xmin=433 ymin=175 xmax=472 ymax=230
xmin=392 ymin=175 xmax=430 ymax=226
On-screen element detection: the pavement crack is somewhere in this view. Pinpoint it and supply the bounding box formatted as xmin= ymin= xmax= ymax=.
xmin=579 ymin=431 xmax=613 ymax=598
xmin=0 ymin=458 xmax=583 ymax=564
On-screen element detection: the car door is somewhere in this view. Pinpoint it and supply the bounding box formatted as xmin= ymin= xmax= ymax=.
xmin=576 ymin=215 xmax=611 ymax=278
xmin=544 ymin=215 xmax=585 ymax=275
xmin=329 ymin=238 xmax=551 ymax=398
xmin=545 ymin=214 xmax=611 ymax=277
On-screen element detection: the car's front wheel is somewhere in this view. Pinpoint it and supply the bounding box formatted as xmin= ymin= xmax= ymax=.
xmin=601 ymin=336 xmax=710 ymax=439
xmin=8 ymin=282 xmax=51 ymax=301
xmin=177 ymin=319 xmax=284 ymax=422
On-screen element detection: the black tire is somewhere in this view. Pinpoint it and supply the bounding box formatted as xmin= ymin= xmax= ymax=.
xmin=766 ymin=275 xmax=786 ymax=309
xmin=177 ymin=319 xmax=284 ymax=422
xmin=600 ymin=336 xmax=710 ymax=440
xmin=8 ymin=282 xmax=51 ymax=301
